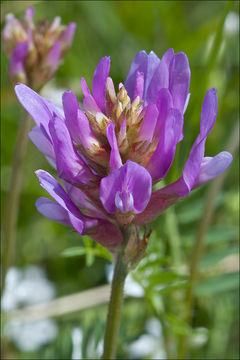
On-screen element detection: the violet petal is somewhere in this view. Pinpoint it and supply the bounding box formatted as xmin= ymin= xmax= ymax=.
xmin=145 ymin=48 xmax=175 ymax=105
xmin=63 ymin=90 xmax=99 ymax=151
xmin=169 ymin=52 xmax=191 ymax=113
xmin=35 ymin=170 xmax=85 ymax=233
xmin=147 ymin=108 xmax=183 ymax=180
xmin=25 ymin=6 xmax=35 ymax=22
xmin=45 ymin=40 xmax=61 ymax=76
xmin=153 ymin=88 xmax=173 ymax=141
xmin=48 ymin=114 xmax=94 ymax=185
xmin=106 ymin=122 xmax=122 ymax=171
xmin=134 ymin=71 xmax=144 ymax=100
xmin=135 ymin=88 xmax=219 ymax=224
xmin=28 ymin=126 xmax=55 ymax=160
xmin=59 ymin=22 xmax=76 ymax=49
xmin=92 ymin=56 xmax=110 ymax=112
xmin=100 ymin=160 xmax=152 ymax=214
xmin=193 ymin=151 xmax=233 ymax=188
xmin=15 ymin=83 xmax=59 ymax=137
xmin=35 ymin=197 xmax=71 ymax=226
xmin=81 ymin=77 xmax=91 ymax=96
xmin=125 ymin=50 xmax=160 ymax=103
xmin=138 ymin=103 xmax=158 ymax=143
xmin=9 ymin=42 xmax=28 ymax=80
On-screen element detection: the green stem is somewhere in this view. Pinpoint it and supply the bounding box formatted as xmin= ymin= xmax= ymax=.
xmin=102 ymin=226 xmax=131 ymax=359
xmin=102 ymin=245 xmax=127 ymax=359
xmin=2 ymin=112 xmax=31 ymax=290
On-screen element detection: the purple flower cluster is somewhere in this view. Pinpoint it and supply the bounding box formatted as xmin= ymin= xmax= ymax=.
xmin=2 ymin=7 xmax=76 ymax=89
xmin=15 ymin=49 xmax=232 ymax=250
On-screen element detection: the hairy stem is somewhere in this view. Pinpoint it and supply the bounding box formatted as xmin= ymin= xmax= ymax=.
xmin=2 ymin=112 xmax=31 ymax=290
xmin=102 ymin=250 xmax=127 ymax=359
xmin=101 ymin=225 xmax=137 ymax=359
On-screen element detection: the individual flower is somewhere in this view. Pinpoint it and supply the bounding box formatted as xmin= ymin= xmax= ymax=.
xmin=15 ymin=50 xmax=232 ymax=253
xmin=2 ymin=7 xmax=76 ymax=89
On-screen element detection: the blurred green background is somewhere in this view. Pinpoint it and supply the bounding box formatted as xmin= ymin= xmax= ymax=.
xmin=1 ymin=1 xmax=239 ymax=359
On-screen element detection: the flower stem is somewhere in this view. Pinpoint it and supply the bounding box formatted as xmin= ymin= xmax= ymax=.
xmin=102 ymin=247 xmax=127 ymax=359
xmin=2 ymin=111 xmax=31 ymax=290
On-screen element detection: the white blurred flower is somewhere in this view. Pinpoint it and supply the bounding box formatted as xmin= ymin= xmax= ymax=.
xmin=190 ymin=327 xmax=209 ymax=348
xmin=2 ymin=265 xmax=55 ymax=311
xmin=224 ymin=11 xmax=239 ymax=36
xmin=128 ymin=317 xmax=166 ymax=359
xmin=71 ymin=327 xmax=83 ymax=360
xmin=2 ymin=265 xmax=57 ymax=352
xmin=4 ymin=319 xmax=58 ymax=352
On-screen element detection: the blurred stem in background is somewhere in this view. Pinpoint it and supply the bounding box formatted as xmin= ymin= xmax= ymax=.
xmin=178 ymin=119 xmax=239 ymax=359
xmin=165 ymin=207 xmax=182 ymax=267
xmin=2 ymin=111 xmax=32 ymax=291
xmin=190 ymin=0 xmax=233 ymax=142
xmin=176 ymin=2 xmax=235 ymax=358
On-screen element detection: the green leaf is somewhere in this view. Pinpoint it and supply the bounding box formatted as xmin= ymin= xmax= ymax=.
xmin=148 ymin=271 xmax=185 ymax=287
xmin=195 ymin=272 xmax=239 ymax=296
xmin=61 ymin=246 xmax=112 ymax=262
xmin=166 ymin=313 xmax=191 ymax=336
xmin=199 ymin=246 xmax=239 ymax=268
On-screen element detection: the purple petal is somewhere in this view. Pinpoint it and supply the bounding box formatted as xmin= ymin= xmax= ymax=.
xmin=138 ymin=103 xmax=158 ymax=143
xmin=134 ymin=71 xmax=144 ymax=100
xmin=25 ymin=6 xmax=34 ymax=22
xmin=36 ymin=170 xmax=81 ymax=215
xmin=81 ymin=77 xmax=91 ymax=96
xmin=62 ymin=90 xmax=79 ymax=141
xmin=100 ymin=160 xmax=152 ymax=214
xmin=83 ymin=94 xmax=101 ymax=115
xmin=135 ymin=89 xmax=220 ymax=224
xmin=147 ymin=108 xmax=183 ymax=180
xmin=153 ymin=88 xmax=173 ymax=140
xmin=146 ymin=53 xmax=172 ymax=104
xmin=62 ymin=90 xmax=99 ymax=151
xmin=125 ymin=51 xmax=160 ymax=103
xmin=125 ymin=51 xmax=148 ymax=100
xmin=44 ymin=99 xmax=65 ymax=120
xmin=48 ymin=114 xmax=95 ymax=185
xmin=44 ymin=40 xmax=61 ymax=76
xmin=65 ymin=183 xmax=106 ymax=219
xmin=161 ymin=48 xmax=174 ymax=68
xmin=35 ymin=170 xmax=85 ymax=234
xmin=182 ymin=88 xmax=218 ymax=192
xmin=92 ymin=56 xmax=110 ymax=112
xmin=15 ymin=84 xmax=54 ymax=136
xmin=59 ymin=22 xmax=76 ymax=49
xmin=28 ymin=126 xmax=55 ymax=160
xmin=106 ymin=122 xmax=122 ymax=171
xmin=135 ymin=150 xmax=233 ymax=226
xmin=35 ymin=197 xmax=71 ymax=226
xmin=193 ymin=151 xmax=233 ymax=188
xmin=169 ymin=52 xmax=191 ymax=113
xmin=9 ymin=42 xmax=28 ymax=81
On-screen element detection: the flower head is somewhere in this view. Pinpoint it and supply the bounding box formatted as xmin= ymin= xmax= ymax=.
xmin=15 ymin=49 xmax=232 ymax=251
xmin=2 ymin=7 xmax=76 ymax=89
